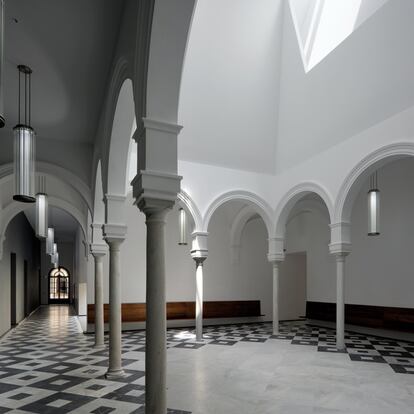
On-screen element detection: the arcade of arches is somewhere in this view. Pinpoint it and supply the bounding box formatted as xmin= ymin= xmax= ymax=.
xmin=0 ymin=1 xmax=413 ymax=413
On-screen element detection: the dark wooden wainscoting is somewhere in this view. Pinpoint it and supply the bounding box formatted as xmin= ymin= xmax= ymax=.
xmin=88 ymin=300 xmax=261 ymax=324
xmin=306 ymin=301 xmax=414 ymax=332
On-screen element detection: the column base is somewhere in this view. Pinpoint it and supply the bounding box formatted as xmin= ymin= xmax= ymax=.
xmin=105 ymin=369 xmax=126 ymax=380
xmin=93 ymin=343 xmax=106 ymax=350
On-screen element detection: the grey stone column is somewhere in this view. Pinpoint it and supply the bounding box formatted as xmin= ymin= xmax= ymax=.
xmin=194 ymin=257 xmax=206 ymax=342
xmin=270 ymin=260 xmax=281 ymax=335
xmin=335 ymin=253 xmax=348 ymax=350
xmin=91 ymin=249 xmax=106 ymax=349
xmin=104 ymin=236 xmax=125 ymax=379
xmin=144 ymin=208 xmax=169 ymax=413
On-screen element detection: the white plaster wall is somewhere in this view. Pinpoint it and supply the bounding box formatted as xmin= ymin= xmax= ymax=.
xmin=284 ymin=158 xmax=414 ymax=309
xmin=346 ymin=158 xmax=414 ymax=308
xmin=89 ymin=194 xmax=274 ymax=321
xmin=0 ymin=213 xmax=40 ymax=337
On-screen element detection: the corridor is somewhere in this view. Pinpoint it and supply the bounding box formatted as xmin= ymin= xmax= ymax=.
xmin=0 ymin=306 xmax=188 ymax=413
xmin=0 ymin=307 xmax=414 ymax=413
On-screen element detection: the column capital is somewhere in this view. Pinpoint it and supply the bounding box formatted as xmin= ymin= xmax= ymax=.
xmin=329 ymin=221 xmax=351 ymax=255
xmin=329 ymin=243 xmax=352 ymax=256
xmin=132 ymin=170 xmax=181 ymax=214
xmin=191 ymin=231 xmax=208 ymax=260
xmin=103 ymin=223 xmax=127 ymax=244
xmin=333 ymin=251 xmax=350 ymax=260
xmin=267 ymin=237 xmax=285 ymax=262
xmin=90 ymin=243 xmax=107 ymax=257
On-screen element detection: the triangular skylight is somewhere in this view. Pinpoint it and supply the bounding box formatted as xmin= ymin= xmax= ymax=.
xmin=290 ymin=0 xmax=389 ymax=72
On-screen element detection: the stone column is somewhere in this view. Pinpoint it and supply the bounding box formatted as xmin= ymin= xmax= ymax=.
xmin=267 ymin=237 xmax=285 ymax=336
xmin=143 ymin=207 xmax=170 ymax=414
xmin=103 ymin=224 xmax=126 ymax=380
xmin=90 ymin=244 xmax=107 ymax=349
xmin=335 ymin=253 xmax=348 ymax=350
xmin=191 ymin=232 xmax=208 ymax=342
xmin=194 ymin=258 xmax=205 ymax=341
xmin=132 ymin=116 xmax=183 ymax=414
xmin=270 ymin=260 xmax=281 ymax=335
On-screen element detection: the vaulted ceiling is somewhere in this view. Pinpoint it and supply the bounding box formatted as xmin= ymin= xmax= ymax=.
xmin=0 ymin=0 xmax=125 ymax=180
xmin=178 ymin=0 xmax=414 ymax=175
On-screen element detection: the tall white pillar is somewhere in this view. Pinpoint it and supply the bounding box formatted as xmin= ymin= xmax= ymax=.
xmin=271 ymin=261 xmax=281 ymax=335
xmin=191 ymin=232 xmax=208 ymax=343
xmin=104 ymin=234 xmax=125 ymax=379
xmin=335 ymin=253 xmax=348 ymax=350
xmin=91 ymin=245 xmax=106 ymax=349
xmin=194 ymin=258 xmax=205 ymax=341
xmin=132 ymin=116 xmax=183 ymax=414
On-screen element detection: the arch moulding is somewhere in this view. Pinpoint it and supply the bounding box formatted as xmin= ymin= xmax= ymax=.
xmin=334 ymin=142 xmax=414 ymax=224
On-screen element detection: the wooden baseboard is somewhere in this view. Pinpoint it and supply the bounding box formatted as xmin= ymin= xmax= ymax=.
xmin=306 ymin=301 xmax=414 ymax=332
xmin=87 ymin=300 xmax=261 ymax=324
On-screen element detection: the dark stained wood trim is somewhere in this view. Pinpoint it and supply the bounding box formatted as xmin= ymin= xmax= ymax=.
xmin=306 ymin=301 xmax=414 ymax=333
xmin=87 ymin=300 xmax=261 ymax=324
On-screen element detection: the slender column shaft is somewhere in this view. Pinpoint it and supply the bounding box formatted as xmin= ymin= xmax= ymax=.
xmin=336 ymin=254 xmax=346 ymax=350
xmin=145 ymin=210 xmax=168 ymax=414
xmin=93 ymin=254 xmax=105 ymax=348
xmin=105 ymin=240 xmax=124 ymax=378
xmin=195 ymin=259 xmax=205 ymax=341
xmin=272 ymin=261 xmax=280 ymax=335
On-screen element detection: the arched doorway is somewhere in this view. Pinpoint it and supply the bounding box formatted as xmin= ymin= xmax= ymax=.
xmin=48 ymin=267 xmax=70 ymax=304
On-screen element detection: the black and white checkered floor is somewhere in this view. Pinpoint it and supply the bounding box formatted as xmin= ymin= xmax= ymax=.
xmin=0 ymin=306 xmax=413 ymax=413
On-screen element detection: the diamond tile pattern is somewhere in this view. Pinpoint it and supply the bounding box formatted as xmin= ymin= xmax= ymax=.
xmin=0 ymin=306 xmax=413 ymax=413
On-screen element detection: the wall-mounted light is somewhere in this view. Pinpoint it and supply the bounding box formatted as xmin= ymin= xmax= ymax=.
xmin=13 ymin=65 xmax=36 ymax=202
xmin=35 ymin=176 xmax=48 ymax=239
xmin=368 ymin=172 xmax=380 ymax=236
xmin=46 ymin=228 xmax=54 ymax=255
xmin=178 ymin=208 xmax=187 ymax=245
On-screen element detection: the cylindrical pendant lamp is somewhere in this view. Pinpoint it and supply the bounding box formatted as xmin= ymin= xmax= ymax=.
xmin=13 ymin=65 xmax=36 ymax=202
xmin=53 ymin=252 xmax=59 ymax=269
xmin=35 ymin=176 xmax=48 ymax=239
xmin=368 ymin=172 xmax=380 ymax=236
xmin=178 ymin=208 xmax=187 ymax=245
xmin=46 ymin=228 xmax=54 ymax=255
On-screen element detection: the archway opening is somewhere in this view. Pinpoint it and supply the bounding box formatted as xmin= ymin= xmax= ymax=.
xmin=282 ymin=193 xmax=333 ymax=322
xmin=206 ymin=199 xmax=271 ymax=322
xmin=342 ymin=157 xmax=414 ymax=331
xmin=48 ymin=266 xmax=70 ymax=304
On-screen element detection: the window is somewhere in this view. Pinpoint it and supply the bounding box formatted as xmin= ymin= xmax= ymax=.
xmin=49 ymin=267 xmax=70 ymax=302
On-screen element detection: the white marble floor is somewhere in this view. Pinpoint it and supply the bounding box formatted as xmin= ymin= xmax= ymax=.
xmin=166 ymin=337 xmax=414 ymax=414
xmin=1 ymin=307 xmax=414 ymax=413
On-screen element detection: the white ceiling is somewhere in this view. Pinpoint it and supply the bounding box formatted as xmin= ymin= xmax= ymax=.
xmin=178 ymin=0 xmax=413 ymax=175
xmin=0 ymin=0 xmax=124 ymax=144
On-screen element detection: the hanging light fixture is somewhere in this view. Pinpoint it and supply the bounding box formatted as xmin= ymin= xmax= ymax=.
xmin=0 ymin=0 xmax=5 ymax=128
xmin=53 ymin=251 xmax=59 ymax=269
xmin=178 ymin=208 xmax=188 ymax=245
xmin=51 ymin=242 xmax=58 ymax=266
xmin=13 ymin=65 xmax=35 ymax=202
xmin=35 ymin=176 xmax=48 ymax=239
xmin=46 ymin=228 xmax=54 ymax=255
xmin=368 ymin=172 xmax=380 ymax=236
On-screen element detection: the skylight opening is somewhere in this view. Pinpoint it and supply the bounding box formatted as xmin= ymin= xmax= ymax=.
xmin=290 ymin=0 xmax=364 ymax=72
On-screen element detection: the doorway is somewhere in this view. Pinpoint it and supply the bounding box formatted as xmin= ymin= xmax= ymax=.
xmin=48 ymin=267 xmax=70 ymax=304
xmin=279 ymin=252 xmax=307 ymax=320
